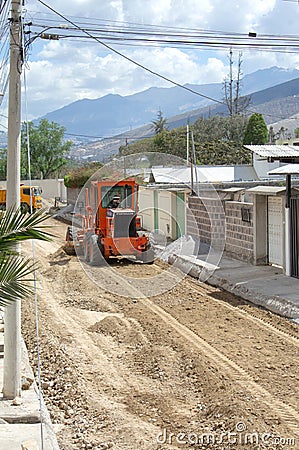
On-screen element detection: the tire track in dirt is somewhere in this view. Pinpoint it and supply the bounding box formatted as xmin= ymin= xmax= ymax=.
xmin=107 ymin=268 xmax=299 ymax=439
xmin=151 ymin=262 xmax=299 ymax=346
xmin=188 ymin=279 xmax=299 ymax=347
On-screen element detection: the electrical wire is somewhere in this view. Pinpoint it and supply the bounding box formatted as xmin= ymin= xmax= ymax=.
xmin=24 ymin=18 xmax=299 ymax=54
xmin=22 ymin=1 xmax=299 ymax=128
xmin=35 ymin=0 xmax=226 ymax=106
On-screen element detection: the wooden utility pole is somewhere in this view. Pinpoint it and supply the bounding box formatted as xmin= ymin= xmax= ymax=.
xmin=3 ymin=0 xmax=22 ymax=399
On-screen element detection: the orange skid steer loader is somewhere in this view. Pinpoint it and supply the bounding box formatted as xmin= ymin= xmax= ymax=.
xmin=65 ymin=179 xmax=154 ymax=265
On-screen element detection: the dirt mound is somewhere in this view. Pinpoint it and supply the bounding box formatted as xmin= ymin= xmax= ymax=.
xmin=88 ymin=315 xmax=147 ymax=345
xmin=48 ymin=246 xmax=72 ymax=265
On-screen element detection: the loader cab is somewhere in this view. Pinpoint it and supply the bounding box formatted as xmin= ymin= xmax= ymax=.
xmin=93 ymin=179 xmax=139 ymax=239
xmin=101 ymin=183 xmax=135 ymax=210
xmin=20 ymin=185 xmax=43 ymax=212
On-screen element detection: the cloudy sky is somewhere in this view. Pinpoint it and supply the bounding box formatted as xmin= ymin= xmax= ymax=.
xmin=2 ymin=0 xmax=299 ymax=125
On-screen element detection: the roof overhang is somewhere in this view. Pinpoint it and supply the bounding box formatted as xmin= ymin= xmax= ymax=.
xmin=245 ymin=144 xmax=299 ymax=160
xmin=246 ymin=186 xmax=286 ymax=195
xmin=268 ymin=164 xmax=299 ymax=175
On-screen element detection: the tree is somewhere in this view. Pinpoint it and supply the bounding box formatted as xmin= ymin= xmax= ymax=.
xmin=295 ymin=127 xmax=299 ymax=138
xmin=0 ymin=149 xmax=7 ymax=180
xmin=243 ymin=113 xmax=268 ymax=145
xmin=151 ymin=110 xmax=167 ymax=134
xmin=223 ymin=50 xmax=251 ymax=116
xmin=193 ymin=115 xmax=248 ymax=144
xmin=64 ymin=162 xmax=103 ymax=188
xmin=0 ymin=207 xmax=52 ymax=307
xmin=268 ymin=126 xmax=276 ymax=144
xmin=21 ymin=119 xmax=72 ymax=179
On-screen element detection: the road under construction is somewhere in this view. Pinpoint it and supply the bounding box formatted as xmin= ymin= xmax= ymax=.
xmin=20 ymin=217 xmax=299 ymax=450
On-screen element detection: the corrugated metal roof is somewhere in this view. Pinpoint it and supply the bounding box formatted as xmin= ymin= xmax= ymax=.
xmin=245 ymin=145 xmax=299 ymax=158
xmin=151 ymin=166 xmax=258 ymax=183
xmin=246 ymin=186 xmax=286 ymax=195
xmin=268 ymin=164 xmax=299 ymax=175
xmin=221 ymin=187 xmax=246 ymax=193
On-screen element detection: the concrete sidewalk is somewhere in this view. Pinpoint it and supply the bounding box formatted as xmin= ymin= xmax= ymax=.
xmin=208 ymin=256 xmax=299 ymax=320
xmin=0 ymin=326 xmax=60 ymax=450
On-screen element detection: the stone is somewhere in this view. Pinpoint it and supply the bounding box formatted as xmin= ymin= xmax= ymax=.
xmin=21 ymin=440 xmax=39 ymax=450
xmin=11 ymin=396 xmax=22 ymax=406
xmin=21 ymin=375 xmax=31 ymax=391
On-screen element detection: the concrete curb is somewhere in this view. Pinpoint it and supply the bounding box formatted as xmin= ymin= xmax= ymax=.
xmin=207 ymin=272 xmax=299 ymax=319
xmin=165 ymin=252 xmax=299 ymax=320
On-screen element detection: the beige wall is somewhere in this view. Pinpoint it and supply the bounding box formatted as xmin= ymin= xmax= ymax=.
xmin=138 ymin=187 xmax=187 ymax=240
xmin=138 ymin=188 xmax=155 ymax=231
xmin=0 ymin=179 xmax=67 ymax=202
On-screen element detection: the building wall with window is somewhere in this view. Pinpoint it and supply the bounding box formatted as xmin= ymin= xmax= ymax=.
xmin=224 ymin=201 xmax=254 ymax=262
xmin=187 ymin=195 xmax=254 ymax=263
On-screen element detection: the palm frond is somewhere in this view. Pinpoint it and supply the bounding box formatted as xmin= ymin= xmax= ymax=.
xmin=0 ymin=207 xmax=53 ymax=252
xmin=0 ymin=254 xmax=35 ymax=307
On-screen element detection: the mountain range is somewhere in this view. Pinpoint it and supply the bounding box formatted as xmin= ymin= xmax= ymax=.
xmin=41 ymin=66 xmax=299 ymax=137
xmin=37 ymin=66 xmax=299 ymax=160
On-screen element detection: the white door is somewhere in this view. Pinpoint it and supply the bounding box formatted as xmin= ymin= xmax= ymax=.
xmin=268 ymin=196 xmax=284 ymax=266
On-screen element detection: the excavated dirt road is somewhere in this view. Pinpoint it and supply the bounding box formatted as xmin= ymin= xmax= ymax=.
xmin=21 ymin=218 xmax=299 ymax=450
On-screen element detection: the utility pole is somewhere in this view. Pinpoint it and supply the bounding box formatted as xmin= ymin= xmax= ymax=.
xmin=186 ymin=122 xmax=189 ymax=165
xmin=3 ymin=0 xmax=23 ymax=399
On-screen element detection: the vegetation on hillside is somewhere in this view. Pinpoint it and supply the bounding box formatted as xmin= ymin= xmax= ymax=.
xmin=119 ymin=114 xmax=253 ymax=165
xmin=64 ymin=162 xmax=103 ymax=188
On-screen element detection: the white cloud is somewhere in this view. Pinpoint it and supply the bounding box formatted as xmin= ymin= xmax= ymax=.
xmin=19 ymin=0 xmax=299 ymax=119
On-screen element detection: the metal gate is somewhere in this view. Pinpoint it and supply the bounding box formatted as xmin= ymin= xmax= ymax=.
xmin=268 ymin=196 xmax=284 ymax=267
xmin=290 ymin=197 xmax=299 ymax=278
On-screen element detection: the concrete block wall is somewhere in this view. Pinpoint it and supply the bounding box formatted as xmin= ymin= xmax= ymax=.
xmin=187 ymin=196 xmax=226 ymax=250
xmin=187 ymin=195 xmax=254 ymax=262
xmin=224 ymin=201 xmax=254 ymax=262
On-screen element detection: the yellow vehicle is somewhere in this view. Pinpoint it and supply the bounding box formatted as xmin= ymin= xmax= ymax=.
xmin=0 ymin=185 xmax=43 ymax=213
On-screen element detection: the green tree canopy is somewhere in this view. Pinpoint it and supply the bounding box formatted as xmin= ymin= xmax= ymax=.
xmin=120 ymin=113 xmax=251 ymax=165
xmin=193 ymin=114 xmax=248 ymax=143
xmin=21 ymin=119 xmax=72 ymax=179
xmin=243 ymin=113 xmax=268 ymax=145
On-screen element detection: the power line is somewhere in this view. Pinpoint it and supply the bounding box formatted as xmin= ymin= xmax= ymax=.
xmin=25 ymin=17 xmax=299 ymax=53
xmin=35 ymin=0 xmax=228 ymax=107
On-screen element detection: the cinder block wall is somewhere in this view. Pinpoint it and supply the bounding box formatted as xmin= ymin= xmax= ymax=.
xmin=224 ymin=201 xmax=254 ymax=262
xmin=187 ymin=196 xmax=254 ymax=263
xmin=187 ymin=196 xmax=226 ymax=251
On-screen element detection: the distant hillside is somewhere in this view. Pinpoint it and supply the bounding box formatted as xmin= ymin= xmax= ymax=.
xmin=40 ymin=66 xmax=299 ymax=138
xmin=78 ymin=77 xmax=299 ymax=161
